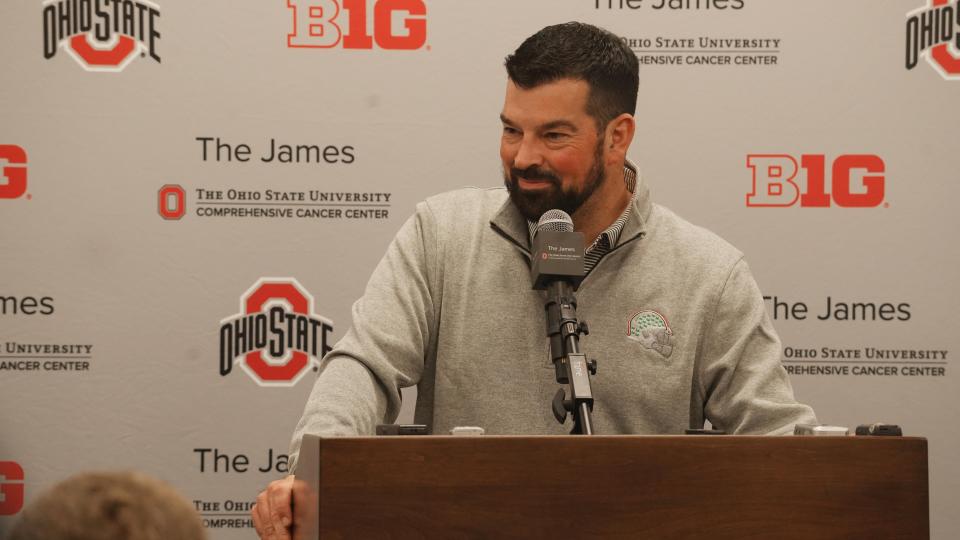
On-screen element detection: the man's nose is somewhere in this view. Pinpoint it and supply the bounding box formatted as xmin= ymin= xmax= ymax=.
xmin=512 ymin=135 xmax=544 ymax=171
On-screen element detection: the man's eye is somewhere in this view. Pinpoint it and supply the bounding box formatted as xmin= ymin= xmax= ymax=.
xmin=502 ymin=126 xmax=520 ymax=136
xmin=545 ymin=132 xmax=569 ymax=141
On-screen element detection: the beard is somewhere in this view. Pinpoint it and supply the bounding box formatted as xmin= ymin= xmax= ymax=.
xmin=503 ymin=139 xmax=606 ymax=222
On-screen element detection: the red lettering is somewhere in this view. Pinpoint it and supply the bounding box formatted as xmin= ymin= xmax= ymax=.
xmin=747 ymin=154 xmax=886 ymax=208
xmin=374 ymin=0 xmax=427 ymax=50
xmin=341 ymin=0 xmax=373 ymax=49
xmin=832 ymin=154 xmax=885 ymax=207
xmin=0 ymin=145 xmax=28 ymax=199
xmin=288 ymin=0 xmax=426 ymax=50
xmin=288 ymin=0 xmax=342 ymax=48
xmin=799 ymin=154 xmax=830 ymax=207
xmin=745 ymin=154 xmax=799 ymax=207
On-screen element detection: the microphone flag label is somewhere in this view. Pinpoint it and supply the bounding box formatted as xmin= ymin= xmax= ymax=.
xmin=531 ymin=231 xmax=585 ymax=290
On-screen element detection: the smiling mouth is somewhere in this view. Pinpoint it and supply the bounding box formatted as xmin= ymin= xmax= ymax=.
xmin=516 ymin=178 xmax=555 ymax=190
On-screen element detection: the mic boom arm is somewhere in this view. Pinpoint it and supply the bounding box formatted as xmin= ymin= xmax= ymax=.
xmin=544 ymin=280 xmax=596 ymax=435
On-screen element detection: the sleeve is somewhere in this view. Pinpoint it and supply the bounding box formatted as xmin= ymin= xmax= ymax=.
xmin=697 ymin=258 xmax=818 ymax=435
xmin=288 ymin=202 xmax=439 ymax=470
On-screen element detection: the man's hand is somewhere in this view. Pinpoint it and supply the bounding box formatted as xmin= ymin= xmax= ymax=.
xmin=252 ymin=475 xmax=294 ymax=540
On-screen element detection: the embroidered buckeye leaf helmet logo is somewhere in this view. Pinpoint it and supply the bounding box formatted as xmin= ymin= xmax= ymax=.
xmin=627 ymin=310 xmax=674 ymax=358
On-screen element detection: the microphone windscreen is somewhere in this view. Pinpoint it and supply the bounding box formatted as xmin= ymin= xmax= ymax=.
xmin=536 ymin=209 xmax=574 ymax=235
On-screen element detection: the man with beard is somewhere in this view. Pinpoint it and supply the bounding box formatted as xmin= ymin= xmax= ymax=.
xmin=252 ymin=22 xmax=816 ymax=540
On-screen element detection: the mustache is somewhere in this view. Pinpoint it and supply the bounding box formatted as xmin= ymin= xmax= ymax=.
xmin=510 ymin=165 xmax=560 ymax=184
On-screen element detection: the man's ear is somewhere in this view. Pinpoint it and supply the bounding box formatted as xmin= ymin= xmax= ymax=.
xmin=605 ymin=113 xmax=636 ymax=163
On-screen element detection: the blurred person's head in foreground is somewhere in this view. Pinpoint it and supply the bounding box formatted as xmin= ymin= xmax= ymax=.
xmin=9 ymin=470 xmax=206 ymax=540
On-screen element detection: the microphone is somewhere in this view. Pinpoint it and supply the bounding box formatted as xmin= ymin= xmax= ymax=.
xmin=531 ymin=210 xmax=595 ymax=435
xmin=531 ymin=210 xmax=585 ymax=291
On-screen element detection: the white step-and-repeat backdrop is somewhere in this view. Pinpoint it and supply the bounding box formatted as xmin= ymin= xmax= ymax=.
xmin=2 ymin=1 xmax=957 ymax=538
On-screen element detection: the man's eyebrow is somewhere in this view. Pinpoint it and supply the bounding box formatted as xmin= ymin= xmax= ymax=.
xmin=498 ymin=114 xmax=578 ymax=133
xmin=540 ymin=120 xmax=578 ymax=132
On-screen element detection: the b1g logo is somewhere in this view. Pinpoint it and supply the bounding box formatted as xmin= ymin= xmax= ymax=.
xmin=746 ymin=154 xmax=886 ymax=208
xmin=42 ymin=0 xmax=161 ymax=72
xmin=287 ymin=0 xmax=427 ymax=50
xmin=0 ymin=145 xmax=28 ymax=200
xmin=906 ymin=0 xmax=960 ymax=79
xmin=219 ymin=278 xmax=334 ymax=387
xmin=0 ymin=461 xmax=25 ymax=516
xmin=157 ymin=184 xmax=185 ymax=220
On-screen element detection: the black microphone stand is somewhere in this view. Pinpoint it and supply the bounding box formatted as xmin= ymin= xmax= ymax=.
xmin=544 ymin=279 xmax=597 ymax=435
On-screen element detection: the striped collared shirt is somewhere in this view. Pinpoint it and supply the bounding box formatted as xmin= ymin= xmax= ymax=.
xmin=527 ymin=165 xmax=637 ymax=275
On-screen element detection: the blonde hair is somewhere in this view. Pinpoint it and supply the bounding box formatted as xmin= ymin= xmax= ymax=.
xmin=10 ymin=471 xmax=206 ymax=540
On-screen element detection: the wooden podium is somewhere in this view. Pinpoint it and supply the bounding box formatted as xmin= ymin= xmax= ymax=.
xmin=293 ymin=434 xmax=928 ymax=539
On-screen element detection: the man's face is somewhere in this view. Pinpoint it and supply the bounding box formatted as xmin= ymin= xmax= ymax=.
xmin=500 ymin=78 xmax=606 ymax=221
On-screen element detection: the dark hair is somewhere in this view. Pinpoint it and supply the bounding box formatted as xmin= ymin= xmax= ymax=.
xmin=505 ymin=22 xmax=639 ymax=130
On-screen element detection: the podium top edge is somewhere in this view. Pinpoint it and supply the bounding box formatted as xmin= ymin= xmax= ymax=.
xmin=304 ymin=434 xmax=928 ymax=443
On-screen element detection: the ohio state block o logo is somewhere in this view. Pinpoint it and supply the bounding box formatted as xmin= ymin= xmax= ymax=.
xmin=41 ymin=0 xmax=161 ymax=73
xmin=158 ymin=185 xmax=185 ymax=220
xmin=219 ymin=278 xmax=334 ymax=387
